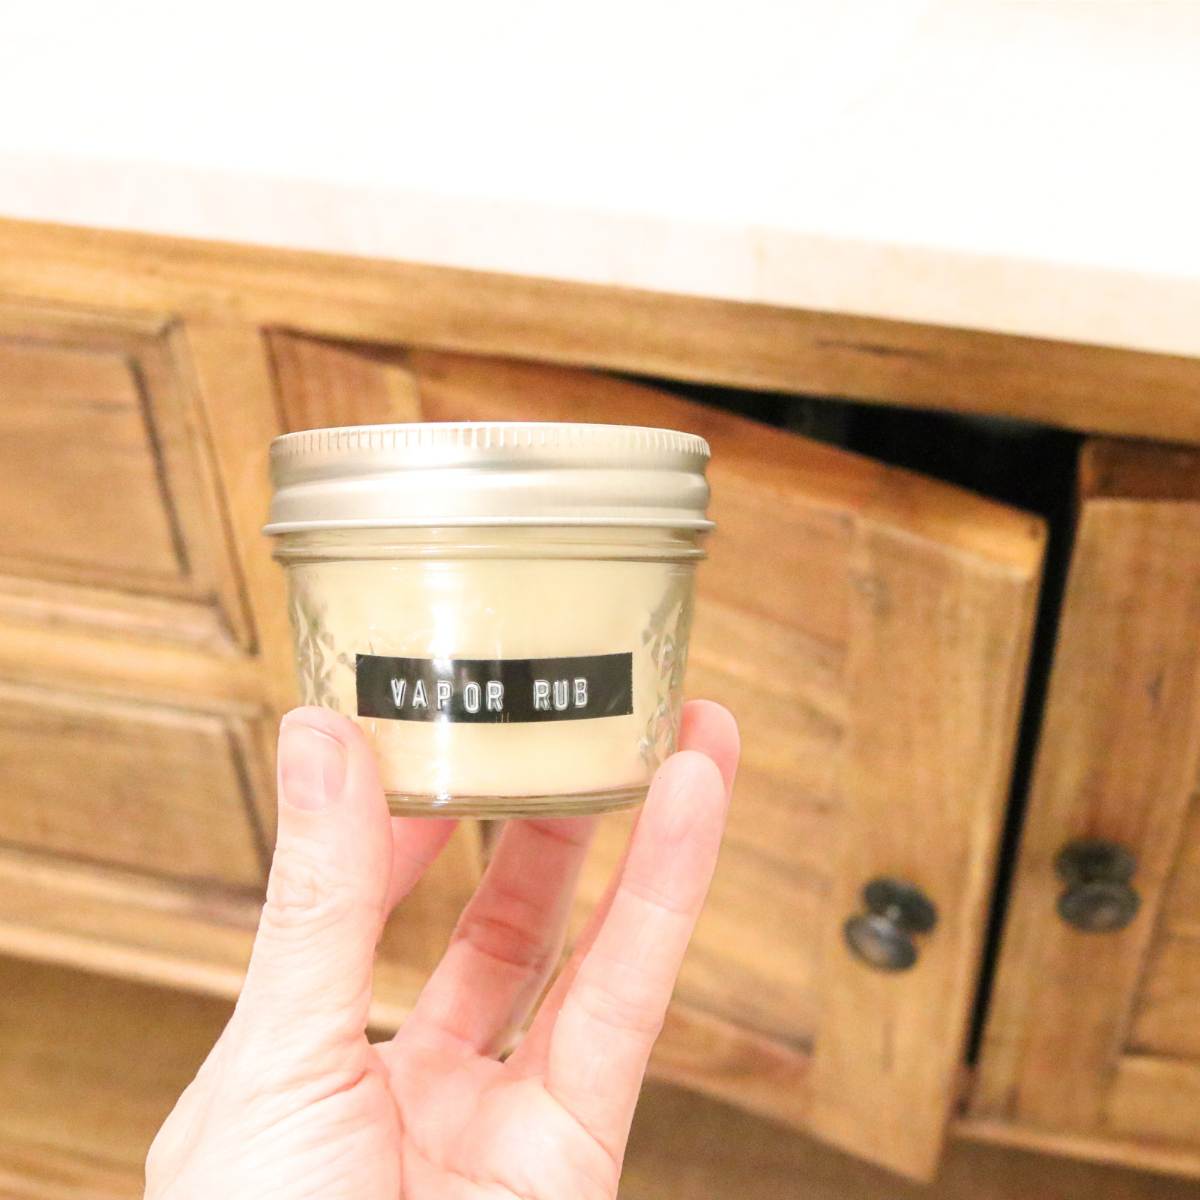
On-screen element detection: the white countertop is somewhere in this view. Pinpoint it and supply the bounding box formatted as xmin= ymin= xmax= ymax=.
xmin=1 ymin=1 xmax=1198 ymax=357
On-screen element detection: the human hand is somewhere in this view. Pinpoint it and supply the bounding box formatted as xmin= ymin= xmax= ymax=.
xmin=145 ymin=700 xmax=738 ymax=1199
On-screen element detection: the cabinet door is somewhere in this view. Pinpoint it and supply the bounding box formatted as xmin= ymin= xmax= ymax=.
xmin=0 ymin=304 xmax=274 ymax=886
xmin=0 ymin=306 xmax=484 ymax=1030
xmin=0 ymin=303 xmax=304 ymax=1018
xmin=269 ymin=332 xmax=1045 ymax=1179
xmin=972 ymin=440 xmax=1200 ymax=1170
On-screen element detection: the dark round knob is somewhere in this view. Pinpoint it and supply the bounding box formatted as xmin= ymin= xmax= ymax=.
xmin=843 ymin=878 xmax=938 ymax=972
xmin=1055 ymin=840 xmax=1140 ymax=933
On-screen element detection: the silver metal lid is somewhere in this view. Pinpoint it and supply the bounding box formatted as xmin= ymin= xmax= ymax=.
xmin=264 ymin=422 xmax=713 ymax=534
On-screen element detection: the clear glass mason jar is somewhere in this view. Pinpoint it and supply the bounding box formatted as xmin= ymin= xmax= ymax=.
xmin=265 ymin=423 xmax=712 ymax=818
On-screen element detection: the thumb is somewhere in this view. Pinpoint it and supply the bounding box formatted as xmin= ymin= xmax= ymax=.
xmin=236 ymin=707 xmax=393 ymax=1046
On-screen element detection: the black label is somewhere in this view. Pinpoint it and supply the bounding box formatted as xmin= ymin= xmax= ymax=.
xmin=356 ymin=652 xmax=633 ymax=724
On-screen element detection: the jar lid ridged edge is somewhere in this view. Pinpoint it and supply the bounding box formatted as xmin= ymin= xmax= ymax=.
xmin=270 ymin=422 xmax=711 ymax=462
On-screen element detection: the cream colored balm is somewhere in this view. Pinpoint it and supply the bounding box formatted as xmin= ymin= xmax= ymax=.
xmin=265 ymin=422 xmax=712 ymax=817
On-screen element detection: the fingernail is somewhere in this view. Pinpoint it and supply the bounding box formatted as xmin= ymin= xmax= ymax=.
xmin=279 ymin=720 xmax=347 ymax=811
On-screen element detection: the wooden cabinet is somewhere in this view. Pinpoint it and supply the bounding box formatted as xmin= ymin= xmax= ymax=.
xmin=0 ymin=305 xmax=283 ymax=988
xmin=2 ymin=220 xmax=1200 ymax=1191
xmin=970 ymin=440 xmax=1200 ymax=1167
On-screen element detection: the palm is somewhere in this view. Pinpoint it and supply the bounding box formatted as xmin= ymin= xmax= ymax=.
xmin=385 ymin=1034 xmax=618 ymax=1199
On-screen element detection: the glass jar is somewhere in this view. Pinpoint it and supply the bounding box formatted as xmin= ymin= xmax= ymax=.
xmin=265 ymin=423 xmax=712 ymax=817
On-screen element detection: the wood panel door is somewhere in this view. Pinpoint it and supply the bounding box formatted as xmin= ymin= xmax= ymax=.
xmin=269 ymin=332 xmax=1045 ymax=1178
xmin=0 ymin=303 xmax=277 ymax=883
xmin=0 ymin=303 xmax=291 ymax=1007
xmin=971 ymin=439 xmax=1200 ymax=1171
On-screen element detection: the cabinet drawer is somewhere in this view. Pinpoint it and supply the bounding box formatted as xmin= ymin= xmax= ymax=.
xmin=0 ymin=303 xmax=252 ymax=651
xmin=972 ymin=440 xmax=1200 ymax=1172
xmin=0 ymin=678 xmax=267 ymax=889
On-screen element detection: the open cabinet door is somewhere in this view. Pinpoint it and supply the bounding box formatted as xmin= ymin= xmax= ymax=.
xmin=269 ymin=332 xmax=1045 ymax=1179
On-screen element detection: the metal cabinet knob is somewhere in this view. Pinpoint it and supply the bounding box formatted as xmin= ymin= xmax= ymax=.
xmin=843 ymin=878 xmax=938 ymax=972
xmin=1055 ymin=839 xmax=1140 ymax=932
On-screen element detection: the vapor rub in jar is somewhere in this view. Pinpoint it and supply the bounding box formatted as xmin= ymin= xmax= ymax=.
xmin=265 ymin=422 xmax=712 ymax=817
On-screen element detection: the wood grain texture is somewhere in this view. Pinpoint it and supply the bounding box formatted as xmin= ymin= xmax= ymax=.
xmin=960 ymin=1113 xmax=1200 ymax=1180
xmin=0 ymin=217 xmax=1198 ymax=442
xmin=177 ymin=321 xmax=295 ymax=712
xmin=641 ymin=1003 xmax=812 ymax=1128
xmin=0 ymin=840 xmax=463 ymax=1030
xmin=1158 ymin=795 xmax=1200 ymax=934
xmin=972 ymin=439 xmax=1200 ymax=1140
xmin=1108 ymin=1058 xmax=1200 ymax=1146
xmin=0 ymin=960 xmax=225 ymax=1174
xmin=1108 ymin=1060 xmax=1200 ymax=1142
xmin=0 ymin=337 xmax=182 ymax=577
xmin=958 ymin=1116 xmax=1200 ymax=1182
xmin=0 ymin=300 xmax=254 ymax=653
xmin=264 ymin=333 xmax=1043 ymax=1177
xmin=0 ymin=616 xmax=270 ymax=715
xmin=623 ymin=1083 xmax=1200 ymax=1200
xmin=0 ymin=846 xmax=264 ymax=1002
xmin=0 ymin=1136 xmax=141 ymax=1200
xmin=0 ymin=678 xmax=267 ymax=888
xmin=1128 ymin=785 xmax=1200 ymax=1059
xmin=1129 ymin=932 xmax=1200 ymax=1060
xmin=268 ymin=330 xmax=423 ymax=429
xmin=177 ymin=320 xmax=311 ymax=842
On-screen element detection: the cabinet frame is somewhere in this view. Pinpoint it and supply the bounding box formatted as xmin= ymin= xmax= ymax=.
xmin=3 ymin=217 xmax=1200 ymax=1183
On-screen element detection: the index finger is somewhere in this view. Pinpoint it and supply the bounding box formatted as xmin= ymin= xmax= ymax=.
xmin=542 ymin=743 xmax=733 ymax=1161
